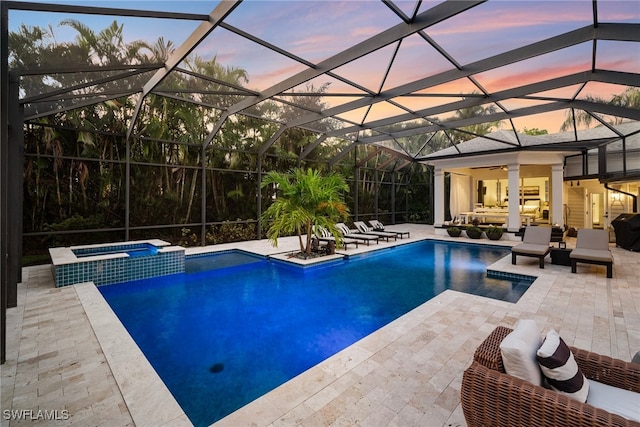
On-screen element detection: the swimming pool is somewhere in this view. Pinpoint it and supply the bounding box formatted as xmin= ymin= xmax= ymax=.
xmin=99 ymin=240 xmax=533 ymax=426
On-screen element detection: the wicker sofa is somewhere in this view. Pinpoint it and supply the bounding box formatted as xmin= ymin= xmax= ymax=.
xmin=461 ymin=326 xmax=640 ymax=427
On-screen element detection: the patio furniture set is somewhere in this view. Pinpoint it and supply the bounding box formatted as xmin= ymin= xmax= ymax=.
xmin=311 ymin=221 xmax=410 ymax=254
xmin=511 ymin=226 xmax=614 ymax=278
xmin=468 ymin=230 xmax=633 ymax=425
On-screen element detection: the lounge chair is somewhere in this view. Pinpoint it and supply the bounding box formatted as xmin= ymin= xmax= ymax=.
xmin=335 ymin=223 xmax=379 ymax=245
xmin=511 ymin=226 xmax=551 ymax=268
xmin=461 ymin=325 xmax=640 ymax=427
xmin=353 ymin=221 xmax=397 ymax=242
xmin=312 ymin=225 xmax=359 ymax=250
xmin=570 ymin=228 xmax=613 ymax=278
xmin=368 ymin=220 xmax=410 ymax=238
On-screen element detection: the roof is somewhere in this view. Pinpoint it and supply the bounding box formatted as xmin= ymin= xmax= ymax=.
xmin=419 ymin=121 xmax=640 ymax=161
xmin=4 ymin=0 xmax=640 ymax=170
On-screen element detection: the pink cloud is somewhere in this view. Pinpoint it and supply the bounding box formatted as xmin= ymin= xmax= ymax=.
xmin=478 ymin=60 xmax=590 ymax=93
xmin=289 ymin=33 xmax=349 ymax=58
xmin=350 ymin=25 xmax=384 ymax=39
xmin=415 ymin=79 xmax=481 ymax=95
xmin=429 ymin=3 xmax=593 ymax=37
xmin=248 ymin=63 xmax=310 ymax=91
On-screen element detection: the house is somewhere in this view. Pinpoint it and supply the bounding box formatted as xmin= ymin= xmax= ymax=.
xmin=421 ymin=122 xmax=640 ymax=239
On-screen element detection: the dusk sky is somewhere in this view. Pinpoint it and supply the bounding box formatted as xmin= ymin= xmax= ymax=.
xmin=9 ymin=0 xmax=640 ymax=133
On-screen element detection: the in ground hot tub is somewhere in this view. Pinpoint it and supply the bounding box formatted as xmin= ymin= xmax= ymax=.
xmin=73 ymin=242 xmax=160 ymax=258
xmin=49 ymin=240 xmax=185 ymax=287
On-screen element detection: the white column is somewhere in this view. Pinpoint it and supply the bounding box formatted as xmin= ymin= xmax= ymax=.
xmin=434 ymin=168 xmax=445 ymax=227
xmin=551 ymin=163 xmax=564 ymax=227
xmin=507 ymin=164 xmax=520 ymax=232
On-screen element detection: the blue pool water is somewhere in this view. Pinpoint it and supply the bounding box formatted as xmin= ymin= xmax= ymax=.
xmin=74 ymin=243 xmax=158 ymax=258
xmin=99 ymin=240 xmax=533 ymax=426
xmin=185 ymin=250 xmax=264 ymax=273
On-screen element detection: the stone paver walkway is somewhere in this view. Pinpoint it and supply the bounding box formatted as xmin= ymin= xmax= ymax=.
xmin=2 ymin=224 xmax=638 ymax=426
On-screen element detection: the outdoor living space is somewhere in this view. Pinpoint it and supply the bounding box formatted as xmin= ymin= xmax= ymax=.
xmin=2 ymin=224 xmax=639 ymax=427
xmin=4 ymin=1 xmax=640 ymax=426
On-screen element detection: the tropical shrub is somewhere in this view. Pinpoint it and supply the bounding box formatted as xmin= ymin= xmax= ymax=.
xmin=447 ymin=226 xmax=461 ymax=237
xmin=466 ymin=226 xmax=483 ymax=239
xmin=260 ymin=168 xmax=349 ymax=256
xmin=486 ymin=225 xmax=504 ymax=240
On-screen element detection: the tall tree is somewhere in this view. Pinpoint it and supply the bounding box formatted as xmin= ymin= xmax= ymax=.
xmin=446 ymin=93 xmax=500 ymax=144
xmin=561 ymin=87 xmax=640 ymax=131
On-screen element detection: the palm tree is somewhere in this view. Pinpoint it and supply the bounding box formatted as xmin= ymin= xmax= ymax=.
xmin=561 ymin=87 xmax=640 ymax=131
xmin=560 ymin=94 xmax=607 ymax=131
xmin=260 ymin=168 xmax=349 ymax=257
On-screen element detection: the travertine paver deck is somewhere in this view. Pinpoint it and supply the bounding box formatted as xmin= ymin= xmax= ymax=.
xmin=1 ymin=224 xmax=639 ymax=426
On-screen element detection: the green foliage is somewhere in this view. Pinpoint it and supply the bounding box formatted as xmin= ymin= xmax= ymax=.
xmin=45 ymin=214 xmax=107 ymax=231
xmin=179 ymin=228 xmax=200 ymax=247
xmin=41 ymin=214 xmax=120 ymax=248
xmin=485 ymin=225 xmax=503 ymax=240
xmin=260 ymin=168 xmax=349 ymax=255
xmin=486 ymin=225 xmax=503 ymax=235
xmin=465 ymin=226 xmax=483 ymax=239
xmin=22 ymin=254 xmax=53 ymax=267
xmin=446 ymin=92 xmax=501 ymax=144
xmin=446 ymin=226 xmax=461 ymax=237
xmin=209 ymin=222 xmax=257 ymax=245
xmin=522 ymin=127 xmax=548 ymax=135
xmin=179 ymin=222 xmax=257 ymax=247
xmin=561 ymin=87 xmax=639 ymax=131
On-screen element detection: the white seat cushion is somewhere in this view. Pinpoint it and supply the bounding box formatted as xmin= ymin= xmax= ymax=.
xmin=587 ymin=380 xmax=640 ymax=422
xmin=499 ymin=319 xmax=543 ymax=386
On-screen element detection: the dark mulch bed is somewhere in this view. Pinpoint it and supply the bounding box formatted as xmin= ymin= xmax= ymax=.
xmin=290 ymin=251 xmax=330 ymax=260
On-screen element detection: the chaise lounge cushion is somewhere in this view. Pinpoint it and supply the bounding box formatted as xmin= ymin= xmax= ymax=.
xmin=537 ymin=329 xmax=589 ymax=402
xmin=569 ymin=248 xmax=612 ymax=263
xmin=499 ymin=319 xmax=543 ymax=385
xmin=587 ymin=379 xmax=640 ymax=422
xmin=512 ymin=243 xmax=549 ymax=256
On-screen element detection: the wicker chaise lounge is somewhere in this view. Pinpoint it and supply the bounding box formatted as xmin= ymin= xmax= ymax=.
xmin=461 ymin=326 xmax=640 ymax=427
xmin=570 ymin=228 xmax=614 ymax=278
xmin=511 ymin=226 xmax=552 ymax=268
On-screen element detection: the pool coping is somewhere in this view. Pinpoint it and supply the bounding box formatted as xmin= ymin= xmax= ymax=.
xmin=76 ymin=236 xmax=538 ymax=427
xmin=49 ymin=239 xmax=174 ymax=266
xmin=75 ymin=282 xmax=192 ymax=426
